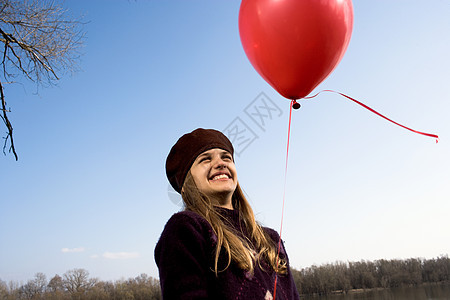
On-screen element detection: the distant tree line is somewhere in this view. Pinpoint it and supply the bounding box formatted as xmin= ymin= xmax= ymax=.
xmin=1 ymin=255 xmax=449 ymax=299
xmin=0 ymin=269 xmax=160 ymax=300
xmin=291 ymin=255 xmax=450 ymax=296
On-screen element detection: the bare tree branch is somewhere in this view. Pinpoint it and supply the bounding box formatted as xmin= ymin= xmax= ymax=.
xmin=0 ymin=0 xmax=85 ymax=160
xmin=0 ymin=79 xmax=17 ymax=160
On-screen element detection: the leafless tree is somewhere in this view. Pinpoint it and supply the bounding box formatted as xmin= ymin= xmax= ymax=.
xmin=0 ymin=0 xmax=84 ymax=160
xmin=19 ymin=272 xmax=47 ymax=299
xmin=0 ymin=279 xmax=8 ymax=298
xmin=62 ymin=268 xmax=97 ymax=297
xmin=47 ymin=274 xmax=64 ymax=293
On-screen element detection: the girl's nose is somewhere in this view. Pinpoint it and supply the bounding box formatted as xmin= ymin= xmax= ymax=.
xmin=212 ymin=157 xmax=227 ymax=169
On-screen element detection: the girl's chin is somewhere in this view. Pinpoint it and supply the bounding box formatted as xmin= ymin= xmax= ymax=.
xmin=205 ymin=186 xmax=236 ymax=198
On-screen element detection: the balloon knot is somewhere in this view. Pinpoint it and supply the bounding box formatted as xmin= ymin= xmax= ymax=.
xmin=292 ymin=100 xmax=301 ymax=110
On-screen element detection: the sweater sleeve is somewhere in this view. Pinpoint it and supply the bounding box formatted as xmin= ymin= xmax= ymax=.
xmin=154 ymin=211 xmax=215 ymax=300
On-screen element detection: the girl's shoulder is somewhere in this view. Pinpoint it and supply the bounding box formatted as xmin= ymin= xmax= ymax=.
xmin=165 ymin=210 xmax=211 ymax=228
xmin=261 ymin=226 xmax=288 ymax=257
xmin=261 ymin=226 xmax=280 ymax=241
xmin=159 ymin=210 xmax=217 ymax=244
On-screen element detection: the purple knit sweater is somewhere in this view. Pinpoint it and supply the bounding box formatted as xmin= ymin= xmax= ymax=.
xmin=154 ymin=208 xmax=300 ymax=300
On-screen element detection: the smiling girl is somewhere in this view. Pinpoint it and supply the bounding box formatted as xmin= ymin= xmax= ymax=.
xmin=155 ymin=128 xmax=299 ymax=300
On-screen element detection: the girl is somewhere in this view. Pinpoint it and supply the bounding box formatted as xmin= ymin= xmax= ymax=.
xmin=155 ymin=128 xmax=299 ymax=300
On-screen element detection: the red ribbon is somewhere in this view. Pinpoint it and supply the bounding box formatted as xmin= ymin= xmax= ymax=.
xmin=273 ymin=100 xmax=295 ymax=300
xmin=273 ymin=92 xmax=438 ymax=299
xmin=303 ymin=90 xmax=439 ymax=143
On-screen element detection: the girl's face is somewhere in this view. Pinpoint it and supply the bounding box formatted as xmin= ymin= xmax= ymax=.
xmin=188 ymin=148 xmax=237 ymax=208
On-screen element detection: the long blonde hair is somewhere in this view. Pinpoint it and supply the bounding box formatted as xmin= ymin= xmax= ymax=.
xmin=181 ymin=171 xmax=287 ymax=276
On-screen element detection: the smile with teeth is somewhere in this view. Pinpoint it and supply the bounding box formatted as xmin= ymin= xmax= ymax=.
xmin=210 ymin=174 xmax=230 ymax=181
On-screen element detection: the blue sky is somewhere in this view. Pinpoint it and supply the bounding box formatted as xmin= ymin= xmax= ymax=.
xmin=1 ymin=0 xmax=449 ymax=283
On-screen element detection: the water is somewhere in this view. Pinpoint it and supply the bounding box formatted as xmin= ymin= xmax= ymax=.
xmin=301 ymin=284 xmax=450 ymax=300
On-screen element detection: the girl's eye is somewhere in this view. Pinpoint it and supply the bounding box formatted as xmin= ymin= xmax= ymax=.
xmin=199 ymin=157 xmax=210 ymax=163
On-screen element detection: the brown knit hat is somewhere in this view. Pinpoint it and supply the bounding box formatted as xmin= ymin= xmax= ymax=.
xmin=166 ymin=128 xmax=234 ymax=193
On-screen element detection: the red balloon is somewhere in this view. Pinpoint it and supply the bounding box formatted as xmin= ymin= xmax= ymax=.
xmin=239 ymin=0 xmax=354 ymax=100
